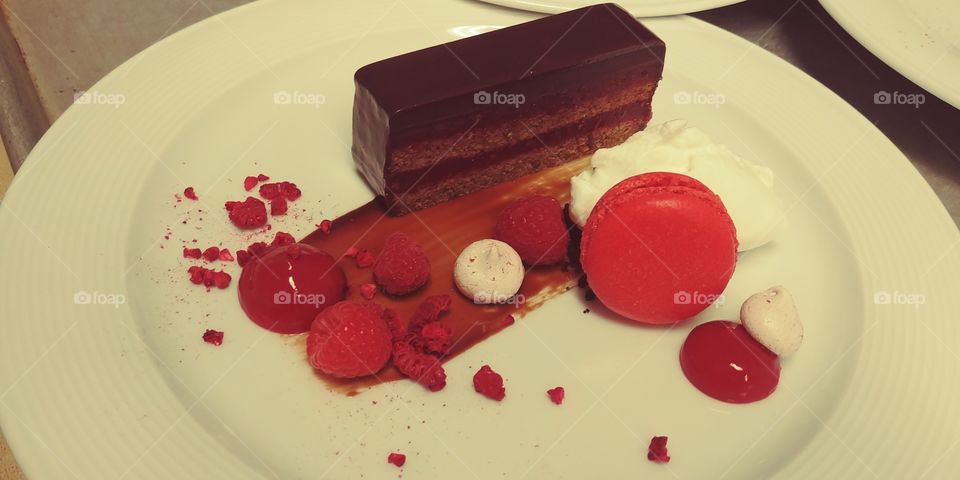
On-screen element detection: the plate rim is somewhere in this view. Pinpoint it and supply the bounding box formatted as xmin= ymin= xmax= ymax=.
xmin=474 ymin=0 xmax=747 ymax=17
xmin=819 ymin=0 xmax=960 ymax=109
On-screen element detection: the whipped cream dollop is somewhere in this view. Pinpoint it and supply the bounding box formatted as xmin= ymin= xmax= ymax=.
xmin=570 ymin=119 xmax=785 ymax=251
xmin=454 ymin=239 xmax=524 ymax=304
xmin=740 ymin=286 xmax=803 ymax=357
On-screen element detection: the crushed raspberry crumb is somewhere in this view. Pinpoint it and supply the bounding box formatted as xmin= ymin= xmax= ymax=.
xmin=247 ymin=241 xmax=269 ymax=256
xmin=218 ymin=249 xmax=234 ymax=262
xmin=318 ymin=220 xmax=333 ymax=234
xmin=236 ymin=249 xmax=252 ymax=267
xmin=183 ymin=187 xmax=198 ymax=201
xmin=417 ymin=322 xmax=452 ymax=356
xmin=344 ymin=246 xmax=359 ymax=258
xmin=393 ymin=341 xmax=446 ymax=391
xmin=360 ymin=283 xmax=377 ymax=300
xmin=647 ymin=436 xmax=670 ymax=463
xmin=271 ymin=232 xmax=295 ymax=247
xmin=202 ymin=246 xmax=221 ymax=262
xmin=183 ymin=247 xmax=202 ymax=259
xmin=225 ymin=197 xmax=268 ymax=229
xmin=270 ymin=198 xmax=288 ymax=216
xmin=473 ymin=365 xmax=505 ymax=401
xmin=387 ymin=452 xmax=406 ymax=468
xmin=547 ymin=386 xmax=565 ymax=405
xmin=202 ymin=329 xmax=224 ymax=346
xmin=257 ymin=173 xmax=269 ymax=182
xmin=187 ymin=266 xmax=231 ymax=289
xmin=259 ymin=181 xmax=301 ymax=201
xmin=355 ymin=249 xmax=375 ymax=268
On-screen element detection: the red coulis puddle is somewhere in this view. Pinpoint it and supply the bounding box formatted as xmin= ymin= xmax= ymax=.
xmin=679 ymin=320 xmax=780 ymax=403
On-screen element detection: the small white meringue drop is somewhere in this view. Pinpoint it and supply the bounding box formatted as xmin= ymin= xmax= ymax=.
xmin=454 ymin=239 xmax=524 ymax=304
xmin=740 ymin=286 xmax=803 ymax=357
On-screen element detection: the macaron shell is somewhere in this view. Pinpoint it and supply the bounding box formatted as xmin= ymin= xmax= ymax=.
xmin=581 ymin=173 xmax=738 ymax=324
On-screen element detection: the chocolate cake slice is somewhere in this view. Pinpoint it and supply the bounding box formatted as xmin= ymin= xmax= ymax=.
xmin=352 ymin=3 xmax=665 ymax=215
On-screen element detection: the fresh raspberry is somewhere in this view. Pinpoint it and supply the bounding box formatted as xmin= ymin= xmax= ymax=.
xmin=306 ymin=301 xmax=393 ymax=378
xmin=373 ymin=232 xmax=431 ymax=296
xmin=495 ymin=195 xmax=569 ymax=265
xmin=270 ymin=198 xmax=288 ymax=216
xmin=417 ymin=322 xmax=452 ymax=356
xmin=218 ymin=249 xmax=234 ymax=262
xmin=473 ymin=365 xmax=505 ymax=401
xmin=183 ymin=247 xmax=202 ymax=259
xmin=359 ymin=283 xmax=377 ymax=300
xmin=225 ymin=197 xmax=268 ymax=229
xmin=202 ymin=329 xmax=224 ymax=346
xmin=183 ymin=187 xmax=198 ymax=200
xmin=243 ymin=176 xmax=259 ymax=191
xmin=647 ymin=436 xmax=670 ymax=463
xmin=318 ymin=220 xmax=333 ymax=234
xmin=387 ymin=452 xmax=406 ymax=468
xmin=202 ymin=246 xmax=220 ymax=262
xmin=547 ymin=386 xmax=565 ymax=405
xmin=355 ymin=249 xmax=375 ymax=268
xmin=392 ymin=340 xmax=446 ymax=391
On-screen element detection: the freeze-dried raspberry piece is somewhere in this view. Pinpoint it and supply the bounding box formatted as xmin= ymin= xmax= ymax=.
xmin=373 ymin=232 xmax=430 ymax=296
xmin=473 ymin=365 xmax=505 ymax=401
xmin=243 ymin=176 xmax=259 ymax=191
xmin=382 ymin=308 xmax=405 ymax=341
xmin=318 ymin=220 xmax=333 ymax=234
xmin=225 ymin=197 xmax=267 ymax=229
xmin=387 ymin=452 xmax=406 ymax=467
xmin=407 ymin=294 xmax=451 ymax=336
xmin=355 ymin=249 xmax=375 ymax=268
xmin=202 ymin=246 xmax=221 ymax=262
xmin=259 ymin=181 xmax=301 ymax=201
xmin=647 ymin=436 xmax=670 ymax=463
xmin=392 ymin=341 xmax=446 ymax=391
xmin=183 ymin=247 xmax=202 ymax=259
xmin=547 ymin=386 xmax=565 ymax=405
xmin=247 ymin=241 xmax=268 ymax=256
xmin=236 ymin=249 xmax=252 ymax=267
xmin=271 ymin=232 xmax=295 ymax=247
xmin=344 ymin=246 xmax=359 ymax=258
xmin=417 ymin=322 xmax=452 ymax=356
xmin=183 ymin=187 xmax=199 ymax=201
xmin=202 ymin=329 xmax=224 ymax=346
xmin=187 ymin=266 xmax=231 ymax=289
xmin=257 ymin=173 xmax=269 ymax=182
xmin=360 ymin=283 xmax=377 ymax=300
xmin=270 ymin=198 xmax=288 ymax=216
xmin=218 ymin=249 xmax=234 ymax=262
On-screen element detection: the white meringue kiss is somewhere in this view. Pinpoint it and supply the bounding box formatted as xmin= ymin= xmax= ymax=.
xmin=740 ymin=286 xmax=803 ymax=357
xmin=454 ymin=239 xmax=524 ymax=305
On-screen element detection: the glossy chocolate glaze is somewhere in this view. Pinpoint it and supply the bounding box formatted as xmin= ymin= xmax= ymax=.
xmin=300 ymin=157 xmax=591 ymax=395
xmin=351 ymin=4 xmax=665 ymax=197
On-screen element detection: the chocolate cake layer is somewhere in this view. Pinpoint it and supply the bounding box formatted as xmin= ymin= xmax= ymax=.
xmin=352 ymin=3 xmax=665 ymax=215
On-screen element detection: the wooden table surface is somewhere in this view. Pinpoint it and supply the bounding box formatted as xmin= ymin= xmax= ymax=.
xmin=1 ymin=0 xmax=958 ymax=477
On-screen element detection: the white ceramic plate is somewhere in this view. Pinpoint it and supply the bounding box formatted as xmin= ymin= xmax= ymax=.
xmin=820 ymin=0 xmax=960 ymax=109
xmin=475 ymin=0 xmax=744 ymax=17
xmin=2 ymin=0 xmax=959 ymax=478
